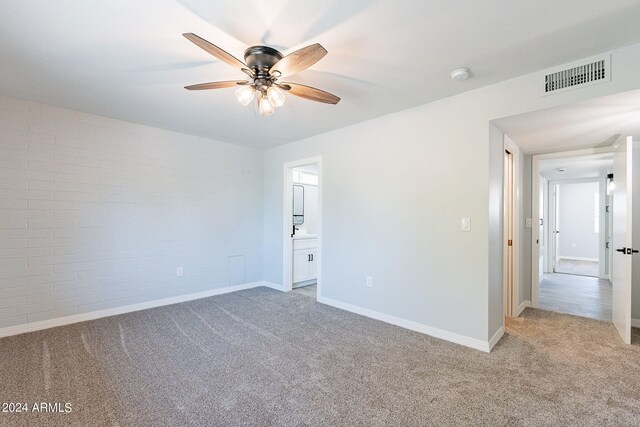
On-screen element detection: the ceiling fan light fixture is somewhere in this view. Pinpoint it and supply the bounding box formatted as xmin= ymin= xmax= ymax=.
xmin=235 ymin=85 xmax=255 ymax=106
xmin=267 ymin=85 xmax=286 ymax=108
xmin=183 ymin=33 xmax=340 ymax=115
xmin=257 ymin=93 xmax=275 ymax=116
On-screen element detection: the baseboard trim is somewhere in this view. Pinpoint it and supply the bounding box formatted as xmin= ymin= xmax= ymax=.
xmin=514 ymin=300 xmax=531 ymax=317
xmin=317 ymin=296 xmax=492 ymax=353
xmin=557 ymin=256 xmax=598 ymax=262
xmin=0 ymin=280 xmax=271 ymax=339
xmin=489 ymin=326 xmax=505 ymax=351
xmin=261 ymin=281 xmax=287 ymax=292
xmin=631 ymin=318 xmax=640 ymax=328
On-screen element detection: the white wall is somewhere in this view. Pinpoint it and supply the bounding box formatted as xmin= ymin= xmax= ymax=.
xmin=263 ymin=42 xmax=640 ymax=346
xmin=297 ymin=184 xmax=318 ymax=235
xmin=0 ymin=96 xmax=263 ymax=329
xmin=488 ymin=124 xmax=504 ymax=336
xmin=520 ymin=154 xmax=532 ymax=304
xmin=292 ymin=169 xmax=319 ymax=235
xmin=557 ymin=182 xmax=599 ymax=260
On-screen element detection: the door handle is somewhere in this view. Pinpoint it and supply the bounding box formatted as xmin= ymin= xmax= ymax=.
xmin=616 ymin=248 xmax=626 ymax=253
xmin=633 ymin=249 xmax=639 ymax=254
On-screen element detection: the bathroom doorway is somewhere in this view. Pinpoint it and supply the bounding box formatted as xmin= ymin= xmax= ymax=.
xmin=282 ymin=157 xmax=322 ymax=298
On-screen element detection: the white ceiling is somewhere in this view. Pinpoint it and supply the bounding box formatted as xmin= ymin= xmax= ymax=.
xmin=495 ymin=89 xmax=640 ymax=154
xmin=2 ymin=1 xmax=640 ymax=148
xmin=539 ymin=154 xmax=613 ymax=181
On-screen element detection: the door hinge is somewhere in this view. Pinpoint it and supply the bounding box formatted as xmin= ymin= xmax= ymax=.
xmin=508 ymin=239 xmax=513 ymax=246
xmin=606 ymin=242 xmax=610 ymax=249
xmin=606 ymin=205 xmax=610 ymax=212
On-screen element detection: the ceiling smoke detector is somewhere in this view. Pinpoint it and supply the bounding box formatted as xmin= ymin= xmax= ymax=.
xmin=450 ymin=68 xmax=471 ymax=81
xmin=556 ymin=167 xmax=567 ymax=172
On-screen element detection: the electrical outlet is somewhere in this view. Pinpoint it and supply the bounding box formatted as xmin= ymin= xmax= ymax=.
xmin=176 ymin=267 xmax=183 ymax=277
xmin=366 ymin=276 xmax=373 ymax=287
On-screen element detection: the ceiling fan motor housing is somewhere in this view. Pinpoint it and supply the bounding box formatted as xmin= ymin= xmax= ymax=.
xmin=244 ymin=46 xmax=283 ymax=77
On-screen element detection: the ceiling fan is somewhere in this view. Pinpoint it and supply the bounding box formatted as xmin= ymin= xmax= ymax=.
xmin=182 ymin=33 xmax=341 ymax=116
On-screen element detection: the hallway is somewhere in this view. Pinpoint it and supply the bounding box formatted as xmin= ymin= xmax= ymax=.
xmin=554 ymin=259 xmax=599 ymax=277
xmin=539 ymin=273 xmax=611 ymax=321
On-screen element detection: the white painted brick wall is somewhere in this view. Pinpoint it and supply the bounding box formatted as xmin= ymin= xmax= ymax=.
xmin=0 ymin=96 xmax=264 ymax=328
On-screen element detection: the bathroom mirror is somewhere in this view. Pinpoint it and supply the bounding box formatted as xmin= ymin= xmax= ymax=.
xmin=293 ymin=185 xmax=304 ymax=225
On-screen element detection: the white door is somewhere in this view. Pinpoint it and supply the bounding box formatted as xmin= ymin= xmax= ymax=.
xmin=607 ymin=190 xmax=614 ymax=279
xmin=612 ymin=136 xmax=634 ymax=344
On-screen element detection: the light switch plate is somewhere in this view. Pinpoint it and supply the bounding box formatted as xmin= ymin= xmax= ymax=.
xmin=461 ymin=217 xmax=471 ymax=232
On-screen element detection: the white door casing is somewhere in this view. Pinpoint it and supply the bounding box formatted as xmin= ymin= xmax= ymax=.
xmin=503 ymin=135 xmax=520 ymax=318
xmin=504 ymin=149 xmax=514 ymax=317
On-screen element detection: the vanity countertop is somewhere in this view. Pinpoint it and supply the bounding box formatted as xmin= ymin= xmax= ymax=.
xmin=292 ymin=234 xmax=318 ymax=240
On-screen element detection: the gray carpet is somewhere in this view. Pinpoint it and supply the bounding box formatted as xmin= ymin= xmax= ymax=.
xmin=291 ymin=283 xmax=317 ymax=298
xmin=555 ymin=259 xmax=599 ymax=277
xmin=2 ymin=287 xmax=640 ymax=426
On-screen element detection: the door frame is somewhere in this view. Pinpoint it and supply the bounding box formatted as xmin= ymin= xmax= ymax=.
xmin=549 ymin=182 xmax=559 ymax=272
xmin=282 ymin=156 xmax=323 ymax=296
xmin=530 ymin=146 xmax=614 ymax=307
xmin=503 ymin=136 xmax=520 ymax=317
xmin=546 ymin=177 xmax=602 ymax=274
xmin=541 ymin=176 xmax=549 ymax=273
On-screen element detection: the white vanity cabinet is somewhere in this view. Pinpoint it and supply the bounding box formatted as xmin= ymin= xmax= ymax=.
xmin=293 ymin=237 xmax=318 ymax=286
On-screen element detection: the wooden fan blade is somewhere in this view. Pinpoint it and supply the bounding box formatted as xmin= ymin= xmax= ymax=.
xmin=270 ymin=44 xmax=327 ymax=77
xmin=185 ymin=81 xmax=247 ymax=90
xmin=183 ymin=33 xmax=246 ymax=70
xmin=281 ymin=82 xmax=340 ymax=104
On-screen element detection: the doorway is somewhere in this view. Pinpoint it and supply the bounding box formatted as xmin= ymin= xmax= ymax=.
xmin=535 ymin=151 xmax=613 ymax=321
xmin=282 ymin=157 xmax=322 ymax=298
xmin=493 ymin=89 xmax=640 ymax=345
xmin=549 ymin=180 xmax=602 ymax=277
